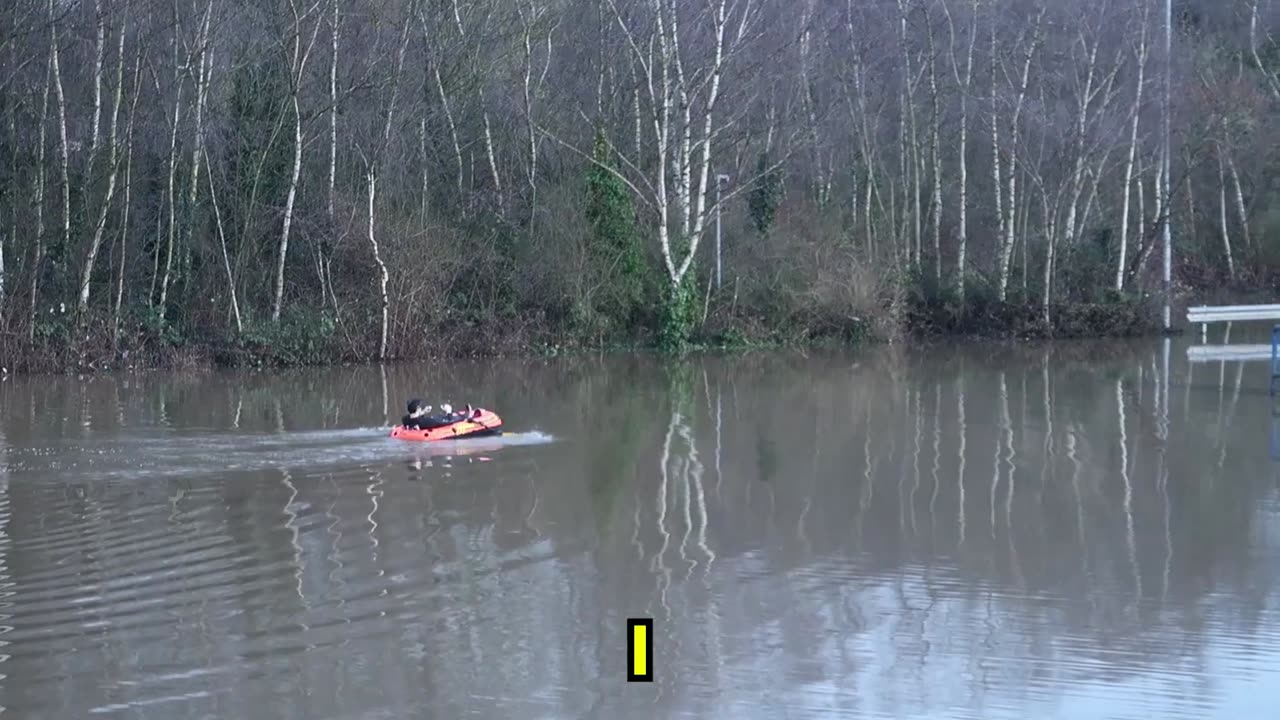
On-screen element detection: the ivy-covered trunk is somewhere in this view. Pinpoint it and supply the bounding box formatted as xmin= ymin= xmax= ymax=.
xmin=659 ymin=267 xmax=699 ymax=352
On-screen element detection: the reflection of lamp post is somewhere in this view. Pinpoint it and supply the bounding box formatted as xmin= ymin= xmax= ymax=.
xmin=716 ymin=174 xmax=730 ymax=289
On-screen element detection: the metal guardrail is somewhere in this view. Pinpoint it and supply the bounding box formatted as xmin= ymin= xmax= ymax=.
xmin=1187 ymin=344 xmax=1273 ymax=363
xmin=1186 ymin=304 xmax=1280 ymax=324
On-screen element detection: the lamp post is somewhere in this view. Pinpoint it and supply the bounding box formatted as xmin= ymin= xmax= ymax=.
xmin=716 ymin=174 xmax=730 ymax=289
xmin=1162 ymin=0 xmax=1173 ymax=332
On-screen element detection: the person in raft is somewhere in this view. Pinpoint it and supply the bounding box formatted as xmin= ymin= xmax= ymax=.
xmin=400 ymin=399 xmax=430 ymax=429
xmin=401 ymin=399 xmax=481 ymax=429
xmin=401 ymin=399 xmax=448 ymax=429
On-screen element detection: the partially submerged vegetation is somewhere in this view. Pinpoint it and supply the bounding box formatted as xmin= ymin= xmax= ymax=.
xmin=1 ymin=0 xmax=1278 ymax=374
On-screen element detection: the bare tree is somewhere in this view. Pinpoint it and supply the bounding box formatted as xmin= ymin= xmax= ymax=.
xmin=943 ymin=0 xmax=977 ymax=304
xmin=49 ymin=0 xmax=69 ymax=288
xmin=78 ymin=1 xmax=131 ymax=314
xmin=114 ymin=48 xmax=143 ymax=340
xmin=995 ymin=7 xmax=1044 ymax=301
xmin=600 ymin=0 xmax=762 ymax=309
xmin=365 ymin=12 xmax=412 ymax=360
xmin=29 ymin=43 xmax=52 ymax=338
xmin=517 ymin=0 xmax=557 ymax=219
xmin=204 ymin=145 xmax=242 ymax=333
xmin=1216 ymin=148 xmax=1236 ymax=279
xmin=271 ymin=0 xmax=325 ymax=323
xmin=1249 ymin=0 xmax=1280 ymax=100
xmin=1117 ymin=0 xmax=1150 ymax=291
xmin=156 ymin=0 xmax=186 ymax=322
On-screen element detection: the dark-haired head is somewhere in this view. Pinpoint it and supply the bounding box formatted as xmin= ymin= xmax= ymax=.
xmin=407 ymin=398 xmax=424 ymax=413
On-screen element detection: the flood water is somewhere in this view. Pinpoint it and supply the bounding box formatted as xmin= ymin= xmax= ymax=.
xmin=2 ymin=338 xmax=1279 ymax=719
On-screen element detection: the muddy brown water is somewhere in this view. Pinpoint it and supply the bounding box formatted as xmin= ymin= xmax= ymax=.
xmin=1 ymin=338 xmax=1278 ymax=719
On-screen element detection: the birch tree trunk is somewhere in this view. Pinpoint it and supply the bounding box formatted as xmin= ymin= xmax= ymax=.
xmin=328 ymin=0 xmax=338 ymax=226
xmin=897 ymin=0 xmax=922 ymax=268
xmin=157 ymin=20 xmax=183 ymax=323
xmin=272 ymin=0 xmax=323 ymax=323
xmin=418 ymin=4 xmax=465 ymax=205
xmin=30 ymin=55 xmax=52 ymax=338
xmin=1118 ymin=5 xmax=1149 ymax=291
xmin=1226 ymin=153 xmax=1251 ymax=251
xmin=991 ymin=25 xmax=1004 ymax=285
xmin=944 ymin=0 xmax=976 ymax=304
xmin=322 ymin=0 xmax=339 ymax=308
xmin=81 ymin=0 xmax=106 ymax=228
xmin=205 ymin=147 xmax=242 ymax=333
xmin=519 ymin=0 xmax=554 ymax=217
xmin=926 ymin=11 xmax=942 ymax=285
xmin=176 ymin=1 xmax=214 ymax=313
xmin=49 ymin=0 xmax=70 ymax=286
xmin=366 ymin=21 xmax=410 ymax=360
xmin=483 ymin=111 xmax=504 ymax=218
xmin=1062 ymin=30 xmax=1121 ymax=261
xmin=78 ymin=5 xmax=130 ymax=313
xmin=800 ymin=0 xmax=825 ymax=208
xmin=1217 ymin=151 xmax=1235 ymax=280
xmin=114 ymin=50 xmax=142 ymax=341
xmin=998 ymin=11 xmax=1043 ymax=301
xmin=1249 ymin=0 xmax=1280 ymax=100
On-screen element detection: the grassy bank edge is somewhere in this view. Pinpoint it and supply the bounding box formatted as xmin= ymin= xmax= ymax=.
xmin=0 ymin=295 xmax=1175 ymax=377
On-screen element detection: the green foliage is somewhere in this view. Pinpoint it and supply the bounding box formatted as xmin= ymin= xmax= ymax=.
xmin=235 ymin=309 xmax=338 ymax=367
xmin=140 ymin=305 xmax=185 ymax=347
xmin=658 ymin=273 xmax=699 ymax=352
xmin=748 ymin=152 xmax=782 ymax=235
xmin=228 ymin=53 xmax=291 ymax=233
xmin=584 ymin=130 xmax=646 ymax=330
xmin=1059 ymin=228 xmax=1115 ymax=303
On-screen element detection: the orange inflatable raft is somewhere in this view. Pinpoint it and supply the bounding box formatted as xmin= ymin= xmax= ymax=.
xmin=390 ymin=408 xmax=503 ymax=441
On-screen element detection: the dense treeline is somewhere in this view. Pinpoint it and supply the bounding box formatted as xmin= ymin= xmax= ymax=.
xmin=0 ymin=0 xmax=1278 ymax=371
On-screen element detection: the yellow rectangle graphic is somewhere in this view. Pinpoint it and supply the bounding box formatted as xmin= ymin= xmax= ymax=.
xmin=627 ymin=617 xmax=653 ymax=681
xmin=632 ymin=624 xmax=647 ymax=676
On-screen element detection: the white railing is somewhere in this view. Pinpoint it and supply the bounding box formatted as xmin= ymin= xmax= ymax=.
xmin=1186 ymin=304 xmax=1280 ymax=325
xmin=1186 ymin=344 xmax=1273 ymax=363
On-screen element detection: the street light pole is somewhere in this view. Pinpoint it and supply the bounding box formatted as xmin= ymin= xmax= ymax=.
xmin=716 ymin=174 xmax=729 ymax=289
xmin=1162 ymin=0 xmax=1173 ymax=332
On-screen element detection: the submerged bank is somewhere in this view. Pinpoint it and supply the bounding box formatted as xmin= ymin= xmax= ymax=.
xmin=0 ymin=293 xmax=1171 ymax=376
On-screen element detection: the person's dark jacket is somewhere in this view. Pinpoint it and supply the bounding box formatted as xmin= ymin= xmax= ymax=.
xmin=401 ymin=413 xmax=454 ymax=430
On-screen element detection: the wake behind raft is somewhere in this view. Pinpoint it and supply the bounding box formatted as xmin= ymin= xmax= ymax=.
xmin=389 ymin=408 xmax=503 ymax=441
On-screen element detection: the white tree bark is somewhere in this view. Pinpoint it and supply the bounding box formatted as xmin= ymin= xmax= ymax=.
xmin=1061 ymin=27 xmax=1122 ymax=283
xmin=1217 ymin=151 xmax=1235 ymax=280
xmin=323 ymin=0 xmax=340 ymax=308
xmin=483 ymin=111 xmax=504 ymax=217
xmin=997 ymin=10 xmax=1043 ymax=301
xmin=943 ymin=0 xmax=976 ymax=303
xmin=800 ymin=0 xmax=825 ymax=208
xmin=418 ymin=2 xmax=465 ymax=204
xmin=30 ymin=59 xmax=51 ymax=338
xmin=898 ymin=0 xmax=920 ymax=267
xmin=78 ymin=4 xmax=130 ymax=313
xmin=82 ymin=0 xmax=106 ymax=221
xmin=1250 ymin=0 xmax=1280 ymax=100
xmin=328 ymin=0 xmax=339 ymax=224
xmin=519 ymin=0 xmax=555 ymax=213
xmin=1118 ymin=3 xmax=1150 ymax=291
xmin=272 ymin=0 xmax=324 ymax=323
xmin=1226 ymin=153 xmax=1251 ymax=251
xmin=204 ymin=146 xmax=242 ymax=333
xmin=157 ymin=13 xmax=184 ymax=323
xmin=601 ymin=0 xmax=752 ymax=296
xmin=49 ymin=0 xmax=70 ymax=285
xmin=114 ymin=50 xmax=142 ymax=340
xmin=366 ymin=21 xmax=410 ymax=360
xmin=925 ymin=7 xmax=942 ymax=284
xmin=172 ymin=1 xmax=213 ymax=314
xmin=990 ymin=24 xmax=1004 ymax=283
